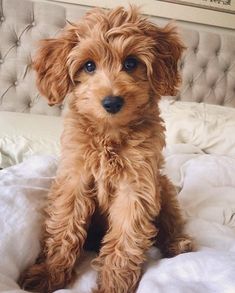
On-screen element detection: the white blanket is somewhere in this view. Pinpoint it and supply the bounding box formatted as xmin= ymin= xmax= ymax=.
xmin=1 ymin=145 xmax=235 ymax=293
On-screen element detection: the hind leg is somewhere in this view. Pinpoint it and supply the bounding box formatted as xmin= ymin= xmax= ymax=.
xmin=155 ymin=174 xmax=194 ymax=257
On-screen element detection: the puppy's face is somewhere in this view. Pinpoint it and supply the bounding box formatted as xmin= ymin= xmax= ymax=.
xmin=68 ymin=29 xmax=154 ymax=125
xmin=34 ymin=7 xmax=184 ymax=126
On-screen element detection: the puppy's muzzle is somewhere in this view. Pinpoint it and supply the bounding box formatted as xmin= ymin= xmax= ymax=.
xmin=102 ymin=96 xmax=124 ymax=114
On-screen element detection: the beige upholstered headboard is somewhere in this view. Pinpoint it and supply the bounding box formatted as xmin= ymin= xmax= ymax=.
xmin=177 ymin=26 xmax=235 ymax=107
xmin=0 ymin=0 xmax=235 ymax=117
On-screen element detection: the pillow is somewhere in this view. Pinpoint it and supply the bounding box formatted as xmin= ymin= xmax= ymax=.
xmin=160 ymin=99 xmax=235 ymax=156
xmin=0 ymin=111 xmax=63 ymax=168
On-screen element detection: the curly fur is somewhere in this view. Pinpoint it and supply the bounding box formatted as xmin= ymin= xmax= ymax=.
xmin=19 ymin=6 xmax=194 ymax=293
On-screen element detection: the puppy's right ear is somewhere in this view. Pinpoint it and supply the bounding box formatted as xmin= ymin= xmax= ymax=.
xmin=33 ymin=27 xmax=78 ymax=106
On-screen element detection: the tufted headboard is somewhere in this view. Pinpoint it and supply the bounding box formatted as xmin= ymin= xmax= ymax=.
xmin=0 ymin=0 xmax=235 ymax=116
xmin=177 ymin=27 xmax=235 ymax=107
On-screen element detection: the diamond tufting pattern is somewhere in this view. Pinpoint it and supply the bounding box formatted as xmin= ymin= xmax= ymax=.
xmin=0 ymin=0 xmax=66 ymax=115
xmin=177 ymin=27 xmax=235 ymax=107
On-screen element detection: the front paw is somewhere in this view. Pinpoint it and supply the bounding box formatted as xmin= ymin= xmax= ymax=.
xmin=19 ymin=263 xmax=50 ymax=293
xmin=19 ymin=262 xmax=68 ymax=293
xmin=93 ymin=266 xmax=140 ymax=293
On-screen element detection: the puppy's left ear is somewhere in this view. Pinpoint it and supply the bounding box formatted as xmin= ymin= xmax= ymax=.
xmin=148 ymin=24 xmax=185 ymax=97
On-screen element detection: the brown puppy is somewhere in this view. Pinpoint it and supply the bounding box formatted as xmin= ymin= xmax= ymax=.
xmin=19 ymin=6 xmax=193 ymax=293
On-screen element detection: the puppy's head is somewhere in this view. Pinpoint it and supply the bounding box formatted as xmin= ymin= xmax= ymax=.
xmin=34 ymin=6 xmax=184 ymax=125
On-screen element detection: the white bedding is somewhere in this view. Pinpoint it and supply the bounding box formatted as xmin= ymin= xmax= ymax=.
xmin=0 ymin=112 xmax=62 ymax=168
xmin=1 ymin=144 xmax=235 ymax=293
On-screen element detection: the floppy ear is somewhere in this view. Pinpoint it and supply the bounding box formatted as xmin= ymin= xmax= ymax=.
xmin=148 ymin=24 xmax=185 ymax=97
xmin=33 ymin=27 xmax=78 ymax=106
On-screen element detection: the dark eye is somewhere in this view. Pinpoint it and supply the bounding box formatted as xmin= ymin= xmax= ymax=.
xmin=123 ymin=57 xmax=138 ymax=72
xmin=84 ymin=61 xmax=96 ymax=73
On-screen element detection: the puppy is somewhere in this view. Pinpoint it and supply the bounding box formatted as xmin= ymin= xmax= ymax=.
xmin=19 ymin=6 xmax=193 ymax=293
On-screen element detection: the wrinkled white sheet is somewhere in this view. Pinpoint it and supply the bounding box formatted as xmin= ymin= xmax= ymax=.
xmin=160 ymin=100 xmax=235 ymax=157
xmin=0 ymin=145 xmax=235 ymax=293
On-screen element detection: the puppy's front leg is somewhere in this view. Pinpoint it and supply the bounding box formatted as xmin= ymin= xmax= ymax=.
xmin=19 ymin=166 xmax=95 ymax=293
xmin=93 ymin=170 xmax=160 ymax=293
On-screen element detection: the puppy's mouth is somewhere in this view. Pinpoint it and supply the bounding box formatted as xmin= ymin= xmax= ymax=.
xmin=101 ymin=95 xmax=124 ymax=115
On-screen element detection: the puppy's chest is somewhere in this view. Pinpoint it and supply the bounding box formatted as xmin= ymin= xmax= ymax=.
xmin=100 ymin=146 xmax=123 ymax=175
xmin=84 ymin=141 xmax=124 ymax=208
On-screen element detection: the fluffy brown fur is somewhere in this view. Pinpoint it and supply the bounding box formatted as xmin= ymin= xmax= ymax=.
xmin=19 ymin=6 xmax=194 ymax=293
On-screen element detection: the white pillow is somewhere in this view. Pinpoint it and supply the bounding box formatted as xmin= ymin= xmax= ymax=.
xmin=0 ymin=112 xmax=63 ymax=168
xmin=160 ymin=99 xmax=235 ymax=156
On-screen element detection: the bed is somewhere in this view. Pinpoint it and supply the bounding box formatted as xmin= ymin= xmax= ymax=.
xmin=0 ymin=0 xmax=235 ymax=292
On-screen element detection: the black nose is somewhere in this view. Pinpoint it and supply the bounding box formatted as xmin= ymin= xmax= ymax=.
xmin=102 ymin=96 xmax=124 ymax=114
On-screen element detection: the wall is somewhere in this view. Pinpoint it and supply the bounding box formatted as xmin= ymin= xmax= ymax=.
xmin=45 ymin=0 xmax=235 ymax=29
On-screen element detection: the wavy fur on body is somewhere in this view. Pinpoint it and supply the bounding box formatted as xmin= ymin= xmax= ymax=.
xmin=19 ymin=6 xmax=193 ymax=293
